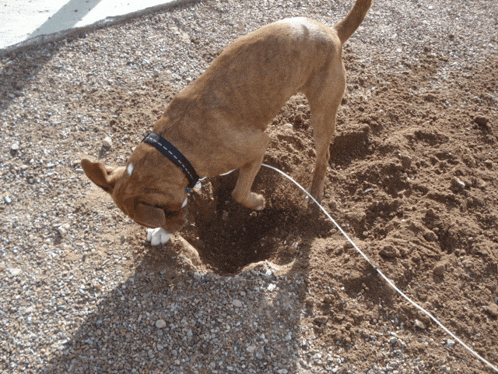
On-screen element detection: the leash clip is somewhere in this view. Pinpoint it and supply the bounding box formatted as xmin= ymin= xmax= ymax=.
xmin=185 ymin=179 xmax=203 ymax=195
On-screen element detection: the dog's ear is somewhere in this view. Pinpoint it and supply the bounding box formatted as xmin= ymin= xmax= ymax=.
xmin=80 ymin=159 xmax=117 ymax=194
xmin=135 ymin=203 xmax=167 ymax=227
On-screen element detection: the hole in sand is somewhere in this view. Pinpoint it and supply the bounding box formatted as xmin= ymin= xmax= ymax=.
xmin=181 ymin=169 xmax=331 ymax=275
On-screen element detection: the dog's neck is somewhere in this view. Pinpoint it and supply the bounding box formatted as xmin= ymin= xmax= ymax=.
xmin=152 ymin=113 xmax=235 ymax=179
xmin=152 ymin=85 xmax=265 ymax=180
xmin=142 ymin=132 xmax=199 ymax=190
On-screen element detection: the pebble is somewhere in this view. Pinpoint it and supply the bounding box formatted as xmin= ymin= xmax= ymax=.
xmin=451 ymin=177 xmax=465 ymax=192
xmin=425 ymin=208 xmax=438 ymax=219
xmin=102 ymin=136 xmax=113 ymax=148
xmin=10 ymin=142 xmax=20 ymax=155
xmin=282 ymin=123 xmax=294 ymax=132
xmin=328 ymin=200 xmax=338 ymax=210
xmin=3 ymin=195 xmax=12 ymax=204
xmin=482 ymin=304 xmax=498 ymax=318
xmin=423 ymin=230 xmax=438 ymax=242
xmin=155 ymin=319 xmax=167 ymax=329
xmin=413 ymin=319 xmax=426 ymax=329
xmin=246 ymin=345 xmax=257 ymax=353
xmin=433 ymin=260 xmax=447 ymax=276
xmin=379 ymin=245 xmax=399 ymax=258
xmin=444 ymin=339 xmax=457 ymax=347
xmin=8 ymin=268 xmax=21 ymax=276
xmin=473 ymin=116 xmax=489 ymax=127
xmin=57 ymin=223 xmax=70 ymax=238
xmin=232 ymin=299 xmax=243 ymax=308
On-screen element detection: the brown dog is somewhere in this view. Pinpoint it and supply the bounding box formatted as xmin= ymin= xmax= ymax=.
xmin=81 ymin=0 xmax=372 ymax=243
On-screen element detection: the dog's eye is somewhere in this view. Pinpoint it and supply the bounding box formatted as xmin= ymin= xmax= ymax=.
xmin=162 ymin=208 xmax=180 ymax=218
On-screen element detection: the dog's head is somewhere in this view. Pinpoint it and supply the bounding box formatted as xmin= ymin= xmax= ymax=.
xmin=81 ymin=143 xmax=189 ymax=233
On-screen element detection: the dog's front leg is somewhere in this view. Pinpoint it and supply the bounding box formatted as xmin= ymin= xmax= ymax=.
xmin=231 ymin=134 xmax=269 ymax=211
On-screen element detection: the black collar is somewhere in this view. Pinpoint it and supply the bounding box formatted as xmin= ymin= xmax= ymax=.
xmin=142 ymin=132 xmax=199 ymax=190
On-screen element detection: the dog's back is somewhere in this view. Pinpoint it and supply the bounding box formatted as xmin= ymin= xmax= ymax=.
xmin=168 ymin=0 xmax=372 ymax=134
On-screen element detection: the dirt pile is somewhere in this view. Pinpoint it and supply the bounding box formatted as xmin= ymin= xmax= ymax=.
xmin=176 ymin=46 xmax=498 ymax=370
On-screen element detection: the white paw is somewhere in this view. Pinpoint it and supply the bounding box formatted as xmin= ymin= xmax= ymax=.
xmin=146 ymin=228 xmax=171 ymax=246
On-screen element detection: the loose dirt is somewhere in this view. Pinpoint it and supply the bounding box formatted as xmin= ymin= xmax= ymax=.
xmin=1 ymin=0 xmax=497 ymax=372
xmin=126 ymin=37 xmax=498 ymax=371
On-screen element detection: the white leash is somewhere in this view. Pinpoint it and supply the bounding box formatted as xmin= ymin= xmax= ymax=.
xmin=261 ymin=163 xmax=498 ymax=373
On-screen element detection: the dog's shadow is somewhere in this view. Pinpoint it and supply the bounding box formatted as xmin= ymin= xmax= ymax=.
xmin=39 ymin=253 xmax=309 ymax=373
xmin=40 ymin=173 xmax=319 ymax=373
xmin=40 ymin=156 xmax=334 ymax=373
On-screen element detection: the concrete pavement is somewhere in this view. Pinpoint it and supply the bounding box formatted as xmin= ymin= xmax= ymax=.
xmin=0 ymin=0 xmax=186 ymax=52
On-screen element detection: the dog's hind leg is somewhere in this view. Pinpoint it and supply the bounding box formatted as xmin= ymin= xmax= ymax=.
xmin=231 ymin=133 xmax=270 ymax=211
xmin=305 ymin=67 xmax=346 ymax=204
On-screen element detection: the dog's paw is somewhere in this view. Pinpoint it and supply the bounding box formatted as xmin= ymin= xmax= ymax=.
xmin=232 ymin=191 xmax=266 ymax=211
xmin=253 ymin=194 xmax=266 ymax=211
xmin=146 ymin=228 xmax=171 ymax=246
xmin=244 ymin=192 xmax=266 ymax=211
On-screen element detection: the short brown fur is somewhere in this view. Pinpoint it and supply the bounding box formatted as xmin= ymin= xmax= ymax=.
xmin=81 ymin=0 xmax=372 ymax=233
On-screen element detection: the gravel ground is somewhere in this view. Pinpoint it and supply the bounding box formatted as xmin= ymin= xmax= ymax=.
xmin=1 ymin=0 xmax=497 ymax=373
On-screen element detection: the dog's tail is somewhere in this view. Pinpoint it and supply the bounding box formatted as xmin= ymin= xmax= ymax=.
xmin=333 ymin=0 xmax=372 ymax=44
